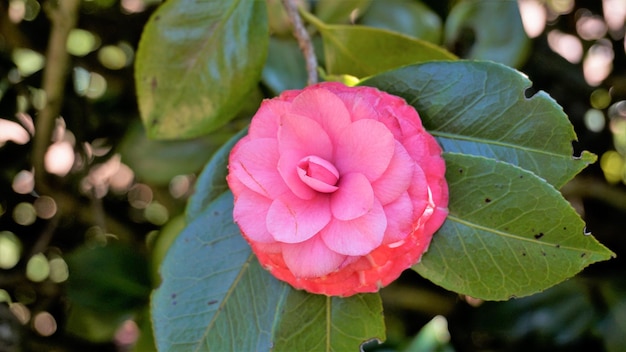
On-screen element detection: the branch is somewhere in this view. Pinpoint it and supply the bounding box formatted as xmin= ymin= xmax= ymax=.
xmin=281 ymin=0 xmax=318 ymax=85
xmin=32 ymin=0 xmax=81 ymax=193
xmin=561 ymin=176 xmax=626 ymax=214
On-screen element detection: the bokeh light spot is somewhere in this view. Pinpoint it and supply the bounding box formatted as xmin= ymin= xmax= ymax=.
xmin=128 ymin=184 xmax=153 ymax=209
xmin=98 ymin=45 xmax=128 ymax=70
xmin=12 ymin=169 xmax=34 ymax=195
xmin=0 ymin=231 xmax=22 ymax=269
xmin=67 ymin=29 xmax=99 ymax=56
xmin=547 ymin=30 xmax=583 ymax=63
xmin=44 ymin=141 xmax=75 ymax=177
xmin=12 ymin=48 xmax=44 ymax=77
xmin=33 ymin=311 xmax=57 ymax=336
xmin=26 ymin=253 xmax=50 ymax=282
xmin=13 ymin=202 xmax=36 ymax=226
xmin=0 ymin=119 xmax=30 ymax=146
xmin=48 ymin=256 xmax=69 ymax=283
xmin=144 ymin=202 xmax=169 ymax=226
xmin=34 ymin=196 xmax=57 ymax=219
xmin=584 ymin=109 xmax=606 ymax=132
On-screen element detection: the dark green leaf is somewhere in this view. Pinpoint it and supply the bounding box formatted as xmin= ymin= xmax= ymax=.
xmin=360 ymin=0 xmax=442 ymax=44
xmin=272 ymin=291 xmax=385 ymax=351
xmin=444 ymin=0 xmax=530 ymax=67
xmin=262 ymin=37 xmax=307 ymax=95
xmin=135 ymin=0 xmax=268 ymax=139
xmin=361 ymin=60 xmax=595 ymax=188
xmin=301 ymin=11 xmax=455 ymax=78
xmin=154 ymin=192 xmax=386 ymax=351
xmin=118 ymin=121 xmax=229 ymax=185
xmin=414 ymin=153 xmax=614 ymax=300
xmin=185 ymin=127 xmax=247 ymax=222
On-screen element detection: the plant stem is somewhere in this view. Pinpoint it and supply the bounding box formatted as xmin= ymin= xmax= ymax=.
xmin=281 ymin=0 xmax=318 ymax=85
xmin=32 ymin=0 xmax=81 ymax=193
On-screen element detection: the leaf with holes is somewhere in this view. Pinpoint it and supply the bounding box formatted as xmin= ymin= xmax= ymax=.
xmin=135 ymin=0 xmax=268 ymax=139
xmin=413 ymin=153 xmax=614 ymax=300
xmin=153 ymin=192 xmax=386 ymax=351
xmin=361 ymin=60 xmax=595 ymax=188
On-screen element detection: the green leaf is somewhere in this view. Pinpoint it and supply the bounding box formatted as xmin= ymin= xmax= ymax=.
xmin=262 ymin=37 xmax=307 ymax=95
xmin=361 ymin=60 xmax=595 ymax=188
xmin=413 ymin=153 xmax=614 ymax=300
xmin=444 ymin=0 xmax=530 ymax=68
xmin=185 ymin=127 xmax=248 ymax=222
xmin=153 ymin=192 xmax=386 ymax=351
xmin=118 ymin=121 xmax=230 ymax=185
xmin=360 ymin=0 xmax=442 ymax=44
xmin=301 ymin=11 xmax=455 ymax=78
xmin=135 ymin=0 xmax=268 ymax=139
xmin=314 ymin=0 xmax=372 ymax=24
xmin=272 ymin=291 xmax=385 ymax=351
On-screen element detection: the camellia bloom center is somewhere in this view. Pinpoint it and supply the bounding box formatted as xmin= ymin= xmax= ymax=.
xmin=227 ymin=82 xmax=448 ymax=297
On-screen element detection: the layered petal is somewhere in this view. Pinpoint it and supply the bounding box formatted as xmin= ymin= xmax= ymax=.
xmin=321 ymin=199 xmax=386 ymax=256
xmin=289 ymin=86 xmax=352 ymax=141
xmin=382 ymin=192 xmax=414 ymax=244
xmin=371 ymin=141 xmax=415 ymax=205
xmin=335 ymin=119 xmax=395 ymax=181
xmin=249 ymin=99 xmax=290 ymax=139
xmin=229 ymin=138 xmax=288 ymax=198
xmin=330 ymin=172 xmax=374 ymax=221
xmin=233 ymin=189 xmax=275 ymax=243
xmin=267 ymin=193 xmax=331 ymax=243
xmin=282 ymin=235 xmax=347 ymax=278
xmin=277 ymin=113 xmax=333 ymax=200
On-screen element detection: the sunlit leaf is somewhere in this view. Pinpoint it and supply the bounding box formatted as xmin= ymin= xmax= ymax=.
xmin=413 ymin=153 xmax=614 ymax=300
xmin=135 ymin=0 xmax=268 ymax=139
xmin=301 ymin=11 xmax=455 ymax=78
xmin=362 ymin=60 xmax=595 ymax=188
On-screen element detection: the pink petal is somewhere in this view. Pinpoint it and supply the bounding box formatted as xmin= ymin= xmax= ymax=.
xmin=330 ymin=172 xmax=374 ymax=221
xmin=371 ymin=141 xmax=415 ymax=205
xmin=282 ymin=236 xmax=346 ymax=278
xmin=297 ymin=156 xmax=339 ymax=193
xmin=335 ymin=119 xmax=395 ymax=181
xmin=382 ymin=192 xmax=414 ymax=244
xmin=321 ymin=199 xmax=387 ymax=256
xmin=229 ymin=138 xmax=289 ymax=198
xmin=248 ymin=99 xmax=290 ymax=139
xmin=266 ymin=193 xmax=331 ymax=243
xmin=233 ymin=190 xmax=275 ymax=243
xmin=277 ymin=113 xmax=334 ymax=200
xmin=289 ymin=87 xmax=352 ymax=141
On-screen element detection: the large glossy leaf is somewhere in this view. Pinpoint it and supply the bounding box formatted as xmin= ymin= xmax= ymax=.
xmin=272 ymin=291 xmax=385 ymax=351
xmin=153 ymin=192 xmax=386 ymax=351
xmin=413 ymin=153 xmax=614 ymax=300
xmin=135 ymin=0 xmax=268 ymax=139
xmin=314 ymin=0 xmax=372 ymax=24
xmin=444 ymin=0 xmax=530 ymax=67
xmin=301 ymin=11 xmax=455 ymax=78
xmin=261 ymin=37 xmax=307 ymax=95
xmin=361 ymin=60 xmax=595 ymax=188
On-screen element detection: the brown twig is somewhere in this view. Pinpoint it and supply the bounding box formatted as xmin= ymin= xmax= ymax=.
xmin=281 ymin=0 xmax=318 ymax=85
xmin=32 ymin=0 xmax=81 ymax=194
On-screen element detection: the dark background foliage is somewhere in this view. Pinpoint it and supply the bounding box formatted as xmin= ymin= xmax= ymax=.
xmin=0 ymin=0 xmax=624 ymax=351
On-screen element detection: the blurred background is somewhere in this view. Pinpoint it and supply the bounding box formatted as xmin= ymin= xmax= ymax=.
xmin=0 ymin=0 xmax=625 ymax=351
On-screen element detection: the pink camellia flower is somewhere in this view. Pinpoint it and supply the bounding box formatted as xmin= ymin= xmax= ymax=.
xmin=227 ymin=82 xmax=448 ymax=297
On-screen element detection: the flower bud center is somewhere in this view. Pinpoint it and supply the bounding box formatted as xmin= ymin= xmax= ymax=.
xmin=297 ymin=155 xmax=339 ymax=193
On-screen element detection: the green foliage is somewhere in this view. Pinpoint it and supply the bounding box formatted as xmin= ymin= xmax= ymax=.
xmin=416 ymin=153 xmax=612 ymax=300
xmin=301 ymin=11 xmax=455 ymax=78
xmin=153 ymin=192 xmax=385 ymax=351
xmin=444 ymin=0 xmax=530 ymax=67
xmin=360 ymin=0 xmax=443 ymax=44
xmin=362 ymin=61 xmax=594 ymax=189
xmin=135 ymin=0 xmax=268 ymax=139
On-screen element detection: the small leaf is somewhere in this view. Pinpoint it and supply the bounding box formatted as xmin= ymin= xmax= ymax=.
xmin=361 ymin=60 xmax=595 ymax=188
xmin=444 ymin=0 xmax=530 ymax=67
xmin=301 ymin=11 xmax=455 ymax=78
xmin=414 ymin=153 xmax=614 ymax=300
xmin=135 ymin=0 xmax=268 ymax=139
xmin=185 ymin=127 xmax=247 ymax=222
xmin=272 ymin=291 xmax=385 ymax=351
xmin=153 ymin=192 xmax=386 ymax=351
